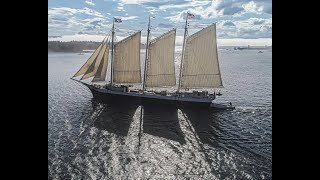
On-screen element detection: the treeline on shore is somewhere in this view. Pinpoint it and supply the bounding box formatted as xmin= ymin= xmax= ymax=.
xmin=48 ymin=41 xmax=100 ymax=52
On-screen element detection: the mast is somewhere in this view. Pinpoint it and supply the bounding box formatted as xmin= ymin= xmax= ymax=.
xmin=143 ymin=15 xmax=151 ymax=91
xmin=110 ymin=18 xmax=115 ymax=86
xmin=177 ymin=13 xmax=188 ymax=93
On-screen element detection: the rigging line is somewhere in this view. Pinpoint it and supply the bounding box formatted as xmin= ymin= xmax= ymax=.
xmin=104 ymin=28 xmax=112 ymax=43
xmin=175 ymin=53 xmax=182 ymax=61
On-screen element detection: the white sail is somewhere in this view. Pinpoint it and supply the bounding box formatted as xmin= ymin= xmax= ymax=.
xmin=113 ymin=31 xmax=141 ymax=83
xmin=92 ymin=45 xmax=110 ymax=82
xmin=181 ymin=24 xmax=223 ymax=88
xmin=73 ymin=39 xmax=105 ymax=77
xmin=146 ymin=29 xmax=176 ymax=87
xmin=81 ymin=43 xmax=108 ymax=80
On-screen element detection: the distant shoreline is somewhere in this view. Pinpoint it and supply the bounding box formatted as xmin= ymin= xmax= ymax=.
xmin=48 ymin=41 xmax=271 ymax=52
xmin=48 ymin=41 xmax=100 ymax=53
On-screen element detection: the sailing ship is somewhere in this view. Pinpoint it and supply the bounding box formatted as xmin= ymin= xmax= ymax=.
xmin=71 ymin=14 xmax=230 ymax=108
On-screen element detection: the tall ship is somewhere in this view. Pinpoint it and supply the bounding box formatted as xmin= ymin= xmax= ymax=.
xmin=71 ymin=14 xmax=231 ymax=108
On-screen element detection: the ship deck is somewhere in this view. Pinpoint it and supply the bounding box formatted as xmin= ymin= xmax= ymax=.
xmin=72 ymin=79 xmax=234 ymax=109
xmin=91 ymin=85 xmax=215 ymax=103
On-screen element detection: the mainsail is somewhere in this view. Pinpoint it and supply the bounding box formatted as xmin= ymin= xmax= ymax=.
xmin=145 ymin=29 xmax=176 ymax=87
xmin=92 ymin=45 xmax=110 ymax=82
xmin=73 ymin=38 xmax=106 ymax=78
xmin=180 ymin=24 xmax=223 ymax=88
xmin=113 ymin=31 xmax=141 ymax=83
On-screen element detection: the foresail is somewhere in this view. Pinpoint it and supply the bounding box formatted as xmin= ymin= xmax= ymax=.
xmin=113 ymin=31 xmax=141 ymax=83
xmin=181 ymin=24 xmax=223 ymax=88
xmin=92 ymin=45 xmax=110 ymax=82
xmin=146 ymin=29 xmax=176 ymax=87
xmin=81 ymin=43 xmax=108 ymax=80
xmin=73 ymin=39 xmax=105 ymax=77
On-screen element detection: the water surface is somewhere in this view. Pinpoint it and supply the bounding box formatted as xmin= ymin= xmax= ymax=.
xmin=48 ymin=48 xmax=272 ymax=179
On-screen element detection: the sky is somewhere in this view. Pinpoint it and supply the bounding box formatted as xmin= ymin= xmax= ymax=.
xmin=48 ymin=0 xmax=272 ymax=46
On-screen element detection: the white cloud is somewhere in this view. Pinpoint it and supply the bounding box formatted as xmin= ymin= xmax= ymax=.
xmin=48 ymin=7 xmax=104 ymax=18
xmin=120 ymin=16 xmax=138 ymax=20
xmin=85 ymin=0 xmax=95 ymax=6
xmin=243 ymin=1 xmax=272 ymax=14
xmin=49 ymin=1 xmax=272 ymax=40
xmin=165 ymin=7 xmax=217 ymax=22
xmin=118 ymin=0 xmax=165 ymax=4
xmin=222 ymin=21 xmax=236 ymax=26
xmin=164 ymin=8 xmax=209 ymax=23
xmin=159 ymin=1 xmax=211 ymax=10
xmin=146 ymin=6 xmax=160 ymax=14
xmin=243 ymin=1 xmax=263 ymax=13
xmin=216 ymin=18 xmax=272 ymax=39
xmin=117 ymin=2 xmax=125 ymax=11
xmin=117 ymin=6 xmax=124 ymax=11
xmin=165 ymin=0 xmax=271 ymax=22
xmin=211 ymin=0 xmax=272 ymax=15
xmin=234 ymin=18 xmax=272 ymax=28
xmin=48 ymin=7 xmax=110 ymax=35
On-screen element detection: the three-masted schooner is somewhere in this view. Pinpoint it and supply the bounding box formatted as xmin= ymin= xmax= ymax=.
xmin=71 ymin=14 xmax=226 ymax=107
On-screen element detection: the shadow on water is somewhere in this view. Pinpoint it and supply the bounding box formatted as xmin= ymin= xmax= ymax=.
xmin=90 ymin=99 xmax=220 ymax=146
xmin=180 ymin=107 xmax=223 ymax=148
xmin=91 ymin=99 xmax=139 ymax=136
xmin=91 ymin=97 xmax=186 ymax=144
xmin=142 ymin=104 xmax=186 ymax=144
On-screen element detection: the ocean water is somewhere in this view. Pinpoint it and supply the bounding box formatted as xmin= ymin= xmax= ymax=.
xmin=48 ymin=48 xmax=272 ymax=179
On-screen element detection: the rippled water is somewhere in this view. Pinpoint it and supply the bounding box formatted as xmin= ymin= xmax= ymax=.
xmin=48 ymin=48 xmax=272 ymax=179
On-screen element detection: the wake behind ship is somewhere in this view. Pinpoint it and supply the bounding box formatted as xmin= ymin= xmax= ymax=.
xmin=71 ymin=14 xmax=233 ymax=109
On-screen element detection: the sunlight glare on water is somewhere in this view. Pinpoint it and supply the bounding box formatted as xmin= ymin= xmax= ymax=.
xmin=48 ymin=48 xmax=272 ymax=179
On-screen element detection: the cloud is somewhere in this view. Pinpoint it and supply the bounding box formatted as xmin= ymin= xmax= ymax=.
xmin=222 ymin=6 xmax=244 ymax=15
xmin=49 ymin=1 xmax=272 ymax=40
xmin=158 ymin=23 xmax=174 ymax=28
xmin=223 ymin=21 xmax=236 ymax=26
xmin=120 ymin=16 xmax=138 ymax=21
xmin=159 ymin=1 xmax=211 ymax=10
xmin=117 ymin=6 xmax=125 ymax=11
xmin=48 ymin=7 xmax=104 ymax=18
xmin=48 ymin=7 xmax=109 ymax=35
xmin=211 ymin=0 xmax=272 ymax=16
xmin=85 ymin=0 xmax=95 ymax=6
xmin=244 ymin=1 xmax=272 ymax=14
xmin=118 ymin=0 xmax=170 ymax=5
xmin=164 ymin=0 xmax=271 ymax=22
xmin=251 ymin=18 xmax=265 ymax=25
xmin=243 ymin=18 xmax=271 ymax=26
xmin=161 ymin=0 xmax=272 ymax=26
xmin=165 ymin=10 xmax=202 ymax=22
xmin=216 ymin=18 xmax=272 ymax=39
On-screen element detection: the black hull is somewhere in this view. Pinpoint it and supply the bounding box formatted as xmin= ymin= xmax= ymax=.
xmin=88 ymin=87 xmax=212 ymax=107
